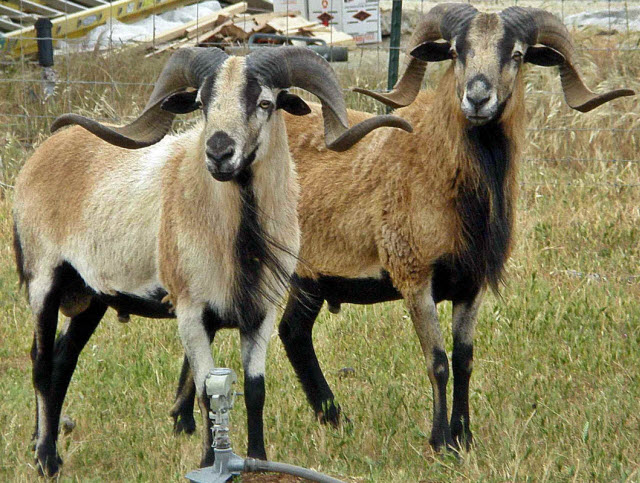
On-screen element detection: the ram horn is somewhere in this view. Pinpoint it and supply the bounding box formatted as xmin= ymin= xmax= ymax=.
xmin=506 ymin=7 xmax=634 ymax=112
xmin=248 ymin=47 xmax=412 ymax=151
xmin=51 ymin=47 xmax=229 ymax=148
xmin=354 ymin=3 xmax=478 ymax=108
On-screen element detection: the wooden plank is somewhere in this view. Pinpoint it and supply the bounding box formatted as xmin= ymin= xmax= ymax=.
xmin=194 ymin=18 xmax=232 ymax=43
xmin=2 ymin=0 xmax=61 ymax=16
xmin=306 ymin=24 xmax=355 ymax=47
xmin=41 ymin=0 xmax=85 ymax=13
xmin=219 ymin=20 xmax=253 ymax=40
xmin=143 ymin=2 xmax=247 ymax=44
xmin=251 ymin=12 xmax=280 ymax=30
xmin=267 ymin=15 xmax=317 ymax=33
xmin=185 ymin=12 xmax=232 ymax=39
xmin=144 ymin=35 xmax=191 ymax=57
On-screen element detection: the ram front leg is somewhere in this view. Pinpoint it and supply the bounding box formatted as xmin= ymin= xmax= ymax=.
xmin=240 ymin=308 xmax=276 ymax=460
xmin=176 ymin=302 xmax=216 ymax=467
xmin=404 ymin=282 xmax=454 ymax=452
xmin=171 ymin=314 xmax=218 ymax=436
xmin=450 ymin=290 xmax=483 ymax=450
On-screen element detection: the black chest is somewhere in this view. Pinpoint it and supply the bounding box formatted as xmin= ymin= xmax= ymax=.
xmin=229 ymin=171 xmax=293 ymax=332
xmin=432 ymin=121 xmax=513 ymax=303
xmin=229 ymin=171 xmax=268 ymax=332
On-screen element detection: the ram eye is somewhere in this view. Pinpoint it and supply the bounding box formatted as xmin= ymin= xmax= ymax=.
xmin=259 ymin=100 xmax=273 ymax=110
xmin=512 ymin=51 xmax=523 ymax=61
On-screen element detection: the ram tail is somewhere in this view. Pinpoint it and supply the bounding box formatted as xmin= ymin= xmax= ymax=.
xmin=12 ymin=219 xmax=27 ymax=289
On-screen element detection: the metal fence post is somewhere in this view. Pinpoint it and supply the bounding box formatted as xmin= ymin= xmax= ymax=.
xmin=387 ymin=0 xmax=403 ymax=91
xmin=35 ymin=18 xmax=56 ymax=100
xmin=35 ymin=18 xmax=54 ymax=68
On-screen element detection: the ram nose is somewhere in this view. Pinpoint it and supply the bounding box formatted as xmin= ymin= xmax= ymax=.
xmin=207 ymin=131 xmax=236 ymax=163
xmin=206 ymin=131 xmax=237 ymax=181
xmin=467 ymin=91 xmax=491 ymax=111
xmin=462 ymin=75 xmax=496 ymax=125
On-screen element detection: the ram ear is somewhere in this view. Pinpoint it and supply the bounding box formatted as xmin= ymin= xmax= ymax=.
xmin=410 ymin=41 xmax=453 ymax=62
xmin=524 ymin=45 xmax=565 ymax=67
xmin=161 ymin=90 xmax=202 ymax=114
xmin=276 ymin=91 xmax=311 ymax=116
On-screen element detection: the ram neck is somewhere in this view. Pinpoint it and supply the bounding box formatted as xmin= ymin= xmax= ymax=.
xmin=251 ymin=113 xmax=299 ymax=235
xmin=232 ymin=114 xmax=299 ymax=330
xmin=395 ymin=67 xmax=526 ymax=292
xmin=401 ymin=68 xmax=522 ymax=150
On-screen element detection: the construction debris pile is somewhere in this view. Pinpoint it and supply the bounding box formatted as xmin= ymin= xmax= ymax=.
xmin=146 ymin=2 xmax=356 ymax=57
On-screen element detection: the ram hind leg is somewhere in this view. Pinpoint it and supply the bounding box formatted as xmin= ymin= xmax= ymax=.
xmin=29 ymin=270 xmax=63 ymax=477
xmin=278 ymin=281 xmax=341 ymax=426
xmin=33 ymin=287 xmax=107 ymax=477
xmin=404 ymin=282 xmax=454 ymax=452
xmin=450 ymin=291 xmax=483 ymax=450
xmin=170 ymin=356 xmax=198 ymax=435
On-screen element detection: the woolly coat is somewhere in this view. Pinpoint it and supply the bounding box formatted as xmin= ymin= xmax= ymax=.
xmin=285 ymin=66 xmax=525 ymax=294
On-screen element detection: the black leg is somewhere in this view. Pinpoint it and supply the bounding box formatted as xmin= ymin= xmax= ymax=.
xmin=278 ymin=282 xmax=341 ymax=425
xmin=450 ymin=294 xmax=482 ymax=450
xmin=30 ymin=333 xmax=39 ymax=450
xmin=244 ymin=375 xmax=266 ymax=460
xmin=450 ymin=339 xmax=473 ymax=449
xmin=37 ymin=298 xmax=107 ymax=476
xmin=170 ymin=356 xmax=197 ymax=435
xmin=31 ymin=277 xmax=62 ymax=477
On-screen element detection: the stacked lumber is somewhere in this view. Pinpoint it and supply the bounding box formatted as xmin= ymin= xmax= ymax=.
xmin=144 ymin=2 xmax=248 ymax=45
xmin=146 ymin=6 xmax=355 ymax=57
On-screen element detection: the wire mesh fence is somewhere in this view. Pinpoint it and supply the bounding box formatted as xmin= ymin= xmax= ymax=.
xmin=0 ymin=0 xmax=638 ymax=283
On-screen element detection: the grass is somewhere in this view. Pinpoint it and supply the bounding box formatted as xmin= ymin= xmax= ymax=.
xmin=0 ymin=23 xmax=639 ymax=483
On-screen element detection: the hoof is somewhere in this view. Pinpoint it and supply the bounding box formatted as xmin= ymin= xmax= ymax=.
xmin=317 ymin=401 xmax=342 ymax=427
xmin=452 ymin=430 xmax=473 ymax=451
xmin=247 ymin=449 xmax=267 ymax=461
xmin=451 ymin=419 xmax=473 ymax=451
xmin=35 ymin=448 xmax=62 ymax=478
xmin=172 ymin=414 xmax=196 ymax=435
xmin=429 ymin=432 xmax=456 ymax=454
xmin=200 ymin=447 xmax=215 ymax=468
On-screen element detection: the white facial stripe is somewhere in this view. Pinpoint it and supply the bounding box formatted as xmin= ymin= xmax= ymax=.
xmin=512 ymin=40 xmax=526 ymax=56
xmin=203 ymin=58 xmax=249 ymax=173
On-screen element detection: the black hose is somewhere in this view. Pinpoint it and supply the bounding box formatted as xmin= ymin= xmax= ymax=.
xmin=228 ymin=458 xmax=345 ymax=483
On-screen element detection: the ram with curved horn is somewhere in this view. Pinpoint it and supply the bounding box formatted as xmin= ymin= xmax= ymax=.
xmin=13 ymin=46 xmax=411 ymax=477
xmin=167 ymin=3 xmax=635 ymax=457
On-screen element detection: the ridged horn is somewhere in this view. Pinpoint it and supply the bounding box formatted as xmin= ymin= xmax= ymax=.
xmin=247 ymin=46 xmax=412 ymax=151
xmin=354 ymin=3 xmax=478 ymax=108
xmin=325 ymin=115 xmax=413 ymax=152
xmin=51 ymin=47 xmax=229 ymax=148
xmin=503 ymin=7 xmax=634 ymax=112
